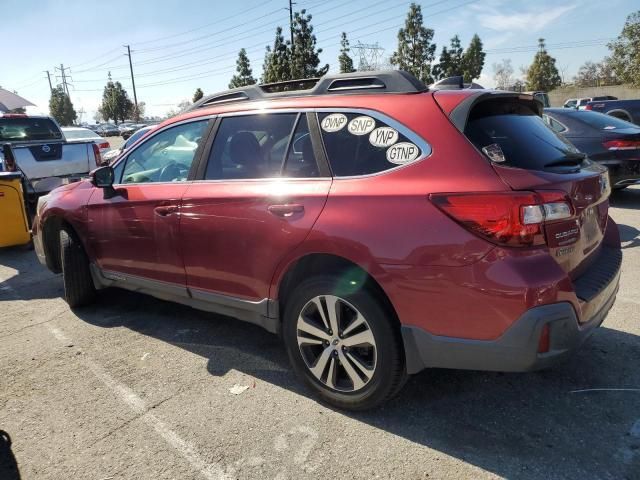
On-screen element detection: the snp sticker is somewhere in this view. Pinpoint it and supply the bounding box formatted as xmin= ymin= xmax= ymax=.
xmin=369 ymin=127 xmax=398 ymax=148
xmin=321 ymin=113 xmax=347 ymax=132
xmin=347 ymin=116 xmax=376 ymax=135
xmin=386 ymin=142 xmax=420 ymax=164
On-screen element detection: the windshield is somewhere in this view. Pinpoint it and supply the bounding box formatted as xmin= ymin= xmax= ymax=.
xmin=63 ymin=129 xmax=99 ymax=140
xmin=465 ymin=101 xmax=581 ymax=171
xmin=124 ymin=128 xmax=150 ymax=148
xmin=568 ymin=111 xmax=639 ymax=131
xmin=0 ymin=117 xmax=62 ymax=141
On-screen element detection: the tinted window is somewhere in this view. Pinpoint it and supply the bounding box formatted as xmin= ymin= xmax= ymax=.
xmin=0 ymin=117 xmax=62 ymax=141
xmin=318 ymin=112 xmax=422 ymax=176
xmin=465 ymin=100 xmax=581 ymax=171
xmin=282 ymin=116 xmax=319 ymax=177
xmin=120 ymin=120 xmax=207 ymax=184
xmin=205 ymin=114 xmax=297 ymax=180
xmin=568 ymin=111 xmax=638 ymax=131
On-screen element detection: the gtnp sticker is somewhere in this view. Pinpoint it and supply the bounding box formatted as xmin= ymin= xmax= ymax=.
xmin=369 ymin=127 xmax=399 ymax=148
xmin=347 ymin=116 xmax=376 ymax=135
xmin=321 ymin=113 xmax=348 ymax=132
xmin=386 ymin=142 xmax=420 ymax=164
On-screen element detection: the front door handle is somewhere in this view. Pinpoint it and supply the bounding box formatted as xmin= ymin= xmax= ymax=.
xmin=154 ymin=205 xmax=178 ymax=217
xmin=268 ymin=204 xmax=304 ymax=217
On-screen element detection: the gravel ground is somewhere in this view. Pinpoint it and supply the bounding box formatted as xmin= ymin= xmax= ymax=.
xmin=1 ymin=187 xmax=639 ymax=480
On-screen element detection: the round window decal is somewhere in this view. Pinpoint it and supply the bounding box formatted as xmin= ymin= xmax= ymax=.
xmin=369 ymin=127 xmax=399 ymax=148
xmin=321 ymin=113 xmax=348 ymax=132
xmin=347 ymin=116 xmax=376 ymax=135
xmin=386 ymin=142 xmax=421 ymax=164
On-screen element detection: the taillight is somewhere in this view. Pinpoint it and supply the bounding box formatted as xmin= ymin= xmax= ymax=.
xmin=584 ymin=104 xmax=593 ymax=110
xmin=92 ymin=143 xmax=101 ymax=166
xmin=537 ymin=324 xmax=551 ymax=353
xmin=98 ymin=142 xmax=110 ymax=149
xmin=603 ymin=139 xmax=640 ymax=151
xmin=430 ymin=191 xmax=573 ymax=247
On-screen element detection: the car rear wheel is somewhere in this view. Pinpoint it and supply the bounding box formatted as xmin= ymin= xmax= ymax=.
xmin=283 ymin=276 xmax=406 ymax=410
xmin=60 ymin=227 xmax=96 ymax=307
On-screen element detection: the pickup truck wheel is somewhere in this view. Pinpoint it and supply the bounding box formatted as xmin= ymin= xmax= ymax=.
xmin=283 ymin=276 xmax=406 ymax=410
xmin=59 ymin=227 xmax=96 ymax=307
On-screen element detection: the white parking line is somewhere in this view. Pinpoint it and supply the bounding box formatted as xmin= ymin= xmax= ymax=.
xmin=43 ymin=323 xmax=230 ymax=480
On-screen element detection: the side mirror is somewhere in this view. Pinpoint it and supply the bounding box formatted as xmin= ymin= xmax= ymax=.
xmin=92 ymin=165 xmax=114 ymax=188
xmin=91 ymin=166 xmax=119 ymax=199
xmin=2 ymin=143 xmax=17 ymax=172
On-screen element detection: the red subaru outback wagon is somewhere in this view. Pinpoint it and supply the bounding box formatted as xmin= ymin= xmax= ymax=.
xmin=33 ymin=71 xmax=622 ymax=410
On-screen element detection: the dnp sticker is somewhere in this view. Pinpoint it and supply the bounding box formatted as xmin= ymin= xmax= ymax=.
xmin=321 ymin=113 xmax=347 ymax=132
xmin=369 ymin=127 xmax=399 ymax=148
xmin=386 ymin=142 xmax=420 ymax=164
xmin=347 ymin=116 xmax=376 ymax=135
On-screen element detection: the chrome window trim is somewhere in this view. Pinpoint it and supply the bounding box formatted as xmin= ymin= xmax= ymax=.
xmin=112 ymin=116 xmax=216 ymax=186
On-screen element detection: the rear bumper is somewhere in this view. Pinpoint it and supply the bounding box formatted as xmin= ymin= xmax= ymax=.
xmin=598 ymin=159 xmax=640 ymax=187
xmin=402 ymin=250 xmax=621 ymax=374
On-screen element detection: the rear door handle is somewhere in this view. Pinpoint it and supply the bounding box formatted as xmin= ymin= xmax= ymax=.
xmin=154 ymin=205 xmax=178 ymax=216
xmin=268 ymin=204 xmax=304 ymax=217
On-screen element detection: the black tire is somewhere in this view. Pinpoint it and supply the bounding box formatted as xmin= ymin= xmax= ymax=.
xmin=283 ymin=276 xmax=406 ymax=410
xmin=59 ymin=227 xmax=96 ymax=307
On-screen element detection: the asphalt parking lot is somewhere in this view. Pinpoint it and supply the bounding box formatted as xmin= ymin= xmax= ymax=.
xmin=1 ymin=188 xmax=639 ymax=480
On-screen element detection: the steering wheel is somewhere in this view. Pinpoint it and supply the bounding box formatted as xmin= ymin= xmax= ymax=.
xmin=158 ymin=162 xmax=189 ymax=182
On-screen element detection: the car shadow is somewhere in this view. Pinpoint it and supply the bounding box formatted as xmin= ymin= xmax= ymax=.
xmin=618 ymin=224 xmax=640 ymax=250
xmin=0 ymin=430 xmax=21 ymax=480
xmin=2 ymin=247 xmax=639 ymax=478
xmin=610 ymin=186 xmax=640 ymax=210
xmin=68 ymin=287 xmax=640 ymax=479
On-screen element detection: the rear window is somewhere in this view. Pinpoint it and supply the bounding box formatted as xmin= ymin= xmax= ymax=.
xmin=568 ymin=111 xmax=637 ymax=131
xmin=465 ymin=100 xmax=581 ymax=171
xmin=0 ymin=117 xmax=62 ymax=141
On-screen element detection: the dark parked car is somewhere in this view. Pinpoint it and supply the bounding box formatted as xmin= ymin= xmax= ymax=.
xmin=102 ymin=125 xmax=153 ymax=163
xmin=543 ymin=108 xmax=640 ymax=189
xmin=32 ymin=71 xmax=621 ymax=410
xmin=95 ymin=124 xmax=120 ymax=137
xmin=586 ymin=98 xmax=640 ymax=125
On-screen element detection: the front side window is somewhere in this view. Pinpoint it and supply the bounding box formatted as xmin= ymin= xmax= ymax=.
xmin=120 ymin=120 xmax=207 ymax=184
xmin=318 ymin=112 xmax=423 ymax=177
xmin=205 ymin=114 xmax=299 ymax=180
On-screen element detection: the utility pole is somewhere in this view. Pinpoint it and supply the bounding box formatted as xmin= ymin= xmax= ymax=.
xmin=288 ymin=0 xmax=295 ymax=77
xmin=124 ymin=45 xmax=139 ymax=121
xmin=54 ymin=64 xmax=72 ymax=99
xmin=44 ymin=70 xmax=53 ymax=93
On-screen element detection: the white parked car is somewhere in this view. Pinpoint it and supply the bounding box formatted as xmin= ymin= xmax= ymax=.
xmin=62 ymin=127 xmax=111 ymax=158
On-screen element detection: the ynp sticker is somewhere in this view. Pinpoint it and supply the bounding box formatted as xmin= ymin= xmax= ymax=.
xmin=369 ymin=127 xmax=399 ymax=148
xmin=347 ymin=116 xmax=376 ymax=135
xmin=386 ymin=142 xmax=420 ymax=164
xmin=321 ymin=113 xmax=347 ymax=132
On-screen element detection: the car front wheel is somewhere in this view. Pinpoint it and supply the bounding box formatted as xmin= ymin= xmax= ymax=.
xmin=283 ymin=276 xmax=406 ymax=410
xmin=60 ymin=227 xmax=96 ymax=308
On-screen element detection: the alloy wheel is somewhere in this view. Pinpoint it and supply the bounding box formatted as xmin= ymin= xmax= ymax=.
xmin=296 ymin=295 xmax=377 ymax=392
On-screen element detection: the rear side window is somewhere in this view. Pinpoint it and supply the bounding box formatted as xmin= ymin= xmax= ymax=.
xmin=542 ymin=114 xmax=567 ymax=133
xmin=318 ymin=112 xmax=423 ymax=177
xmin=205 ymin=114 xmax=303 ymax=180
xmin=0 ymin=117 xmax=62 ymax=141
xmin=465 ymin=100 xmax=580 ymax=171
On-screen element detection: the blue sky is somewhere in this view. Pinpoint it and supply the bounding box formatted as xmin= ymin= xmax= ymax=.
xmin=2 ymin=0 xmax=636 ymax=121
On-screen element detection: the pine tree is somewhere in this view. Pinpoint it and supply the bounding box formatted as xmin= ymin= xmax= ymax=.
xmin=193 ymin=88 xmax=204 ymax=103
xmin=390 ymin=3 xmax=437 ymax=85
xmin=49 ymin=86 xmax=77 ymax=126
xmin=608 ymin=10 xmax=640 ymax=87
xmin=338 ymin=32 xmax=355 ymax=73
xmin=461 ymin=34 xmax=485 ymax=82
xmin=433 ymin=35 xmax=464 ymax=80
xmin=261 ymin=27 xmax=292 ymax=83
xmin=229 ymin=49 xmax=257 ymax=88
xmin=98 ymin=80 xmax=134 ymax=124
xmin=525 ymin=39 xmax=561 ymax=91
xmin=291 ymin=9 xmax=329 ymax=79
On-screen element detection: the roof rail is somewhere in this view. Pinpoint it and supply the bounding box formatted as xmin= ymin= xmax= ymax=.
xmin=187 ymin=70 xmax=427 ymax=111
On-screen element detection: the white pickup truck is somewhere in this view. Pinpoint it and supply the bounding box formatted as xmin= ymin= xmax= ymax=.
xmin=0 ymin=114 xmax=100 ymax=193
